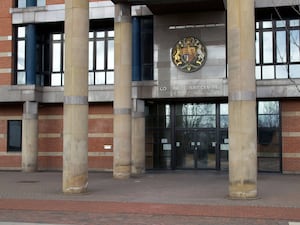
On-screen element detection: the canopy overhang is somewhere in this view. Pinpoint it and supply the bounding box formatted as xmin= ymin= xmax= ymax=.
xmin=111 ymin=0 xmax=226 ymax=14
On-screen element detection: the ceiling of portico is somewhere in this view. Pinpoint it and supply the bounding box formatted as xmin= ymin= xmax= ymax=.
xmin=111 ymin=0 xmax=226 ymax=14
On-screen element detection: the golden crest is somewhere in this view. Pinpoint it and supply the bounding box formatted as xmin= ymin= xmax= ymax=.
xmin=171 ymin=37 xmax=207 ymax=73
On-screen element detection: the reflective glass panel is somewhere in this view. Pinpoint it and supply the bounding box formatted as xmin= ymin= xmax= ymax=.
xmin=290 ymin=64 xmax=300 ymax=78
xmin=17 ymin=72 xmax=26 ymax=85
xmin=18 ymin=27 xmax=25 ymax=38
xmin=18 ymin=0 xmax=26 ymax=8
xmin=37 ymin=0 xmax=46 ymax=6
xmin=96 ymin=31 xmax=105 ymax=38
xmin=108 ymin=31 xmax=114 ymax=37
xmin=88 ymin=72 xmax=94 ymax=85
xmin=256 ymin=32 xmax=260 ymax=64
xmin=220 ymin=103 xmax=228 ymax=128
xmin=106 ymin=71 xmax=114 ymax=84
xmin=95 ymin=72 xmax=105 ymax=84
xmin=263 ymin=21 xmax=272 ymax=28
xmin=290 ymin=30 xmax=300 ymax=62
xmin=263 ymin=32 xmax=273 ymax=63
xmin=262 ymin=65 xmax=275 ymax=79
xmin=96 ymin=41 xmax=105 ymax=70
xmin=51 ymin=73 xmax=62 ymax=86
xmin=107 ymin=40 xmax=114 ymax=70
xmin=256 ymin=66 xmax=262 ymax=79
xmin=290 ymin=20 xmax=300 ymax=27
xmin=52 ymin=34 xmax=61 ymax=41
xmin=89 ymin=41 xmax=94 ymax=70
xmin=17 ymin=41 xmax=25 ymax=70
xmin=276 ymin=65 xmax=288 ymax=79
xmin=52 ymin=43 xmax=61 ymax=72
xmin=276 ymin=21 xmax=286 ymax=27
xmin=276 ymin=31 xmax=286 ymax=63
xmin=258 ymin=101 xmax=279 ymax=114
xmin=8 ymin=121 xmax=22 ymax=152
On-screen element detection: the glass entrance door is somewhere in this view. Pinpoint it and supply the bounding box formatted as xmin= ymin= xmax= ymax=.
xmin=175 ymin=130 xmax=216 ymax=169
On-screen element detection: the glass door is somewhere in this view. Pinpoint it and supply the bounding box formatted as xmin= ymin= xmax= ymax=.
xmin=175 ymin=130 xmax=216 ymax=169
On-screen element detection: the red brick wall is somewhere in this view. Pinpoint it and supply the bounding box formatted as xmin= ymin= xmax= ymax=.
xmin=0 ymin=0 xmax=13 ymax=85
xmin=0 ymin=103 xmax=114 ymax=171
xmin=46 ymin=0 xmax=110 ymax=4
xmin=281 ymin=100 xmax=300 ymax=173
xmin=0 ymin=104 xmax=23 ymax=170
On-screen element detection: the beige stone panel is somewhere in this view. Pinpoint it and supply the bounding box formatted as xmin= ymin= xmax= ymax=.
xmin=22 ymin=118 xmax=38 ymax=172
xmin=131 ymin=116 xmax=145 ymax=175
xmin=65 ymin=0 xmax=88 ymax=9
xmin=113 ymin=114 xmax=131 ymax=179
xmin=114 ymin=21 xmax=132 ymax=109
xmin=63 ymin=104 xmax=88 ymax=193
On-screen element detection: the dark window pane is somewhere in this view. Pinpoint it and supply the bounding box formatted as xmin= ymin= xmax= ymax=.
xmin=8 ymin=121 xmax=22 ymax=152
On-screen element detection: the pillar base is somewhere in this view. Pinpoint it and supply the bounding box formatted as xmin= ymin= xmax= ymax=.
xmin=63 ymin=174 xmax=88 ymax=194
xmin=229 ymin=181 xmax=257 ymax=199
xmin=113 ymin=165 xmax=131 ymax=179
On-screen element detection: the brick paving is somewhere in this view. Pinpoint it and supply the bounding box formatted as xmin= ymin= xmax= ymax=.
xmin=0 ymin=171 xmax=299 ymax=224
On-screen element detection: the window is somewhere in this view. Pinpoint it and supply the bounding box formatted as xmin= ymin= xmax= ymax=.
xmin=50 ymin=33 xmax=64 ymax=86
xmin=88 ymin=30 xmax=114 ymax=85
xmin=48 ymin=29 xmax=114 ymax=86
xmin=15 ymin=0 xmax=45 ymax=8
xmin=7 ymin=121 xmax=22 ymax=152
xmin=16 ymin=26 xmax=26 ymax=85
xmin=257 ymin=101 xmax=281 ymax=172
xmin=256 ymin=18 xmax=300 ymax=79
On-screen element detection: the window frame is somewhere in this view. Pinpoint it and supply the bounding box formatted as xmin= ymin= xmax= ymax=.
xmin=7 ymin=120 xmax=22 ymax=152
xmin=256 ymin=19 xmax=300 ymax=80
xmin=88 ymin=30 xmax=115 ymax=85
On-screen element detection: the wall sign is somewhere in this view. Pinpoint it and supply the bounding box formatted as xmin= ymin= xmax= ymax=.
xmin=171 ymin=36 xmax=207 ymax=73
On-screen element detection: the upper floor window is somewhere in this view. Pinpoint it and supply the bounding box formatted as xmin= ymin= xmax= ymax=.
xmin=16 ymin=0 xmax=45 ymax=8
xmin=14 ymin=22 xmax=114 ymax=87
xmin=16 ymin=26 xmax=26 ymax=85
xmin=51 ymin=33 xmax=65 ymax=86
xmin=88 ymin=30 xmax=114 ymax=85
xmin=256 ymin=19 xmax=300 ymax=79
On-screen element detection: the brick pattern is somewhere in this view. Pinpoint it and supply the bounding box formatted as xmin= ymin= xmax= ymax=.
xmin=0 ymin=0 xmax=13 ymax=85
xmin=46 ymin=0 xmax=110 ymax=4
xmin=0 ymin=104 xmax=23 ymax=170
xmin=0 ymin=103 xmax=114 ymax=171
xmin=281 ymin=100 xmax=300 ymax=173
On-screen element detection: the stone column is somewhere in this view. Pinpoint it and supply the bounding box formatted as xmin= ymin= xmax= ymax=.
xmin=63 ymin=0 xmax=89 ymax=193
xmin=113 ymin=3 xmax=132 ymax=179
xmin=227 ymin=0 xmax=257 ymax=199
xmin=22 ymin=101 xmax=38 ymax=172
xmin=131 ymin=99 xmax=145 ymax=175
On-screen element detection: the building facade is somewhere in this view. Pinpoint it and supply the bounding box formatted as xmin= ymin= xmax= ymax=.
xmin=1 ymin=0 xmax=300 ymax=190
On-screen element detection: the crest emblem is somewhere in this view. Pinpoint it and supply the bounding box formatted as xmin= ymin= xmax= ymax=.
xmin=171 ymin=36 xmax=207 ymax=73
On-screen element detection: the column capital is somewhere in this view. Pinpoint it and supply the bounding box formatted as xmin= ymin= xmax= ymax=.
xmin=115 ymin=3 xmax=131 ymax=23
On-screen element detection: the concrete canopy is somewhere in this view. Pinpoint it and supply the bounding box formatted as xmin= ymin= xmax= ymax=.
xmin=111 ymin=0 xmax=226 ymax=14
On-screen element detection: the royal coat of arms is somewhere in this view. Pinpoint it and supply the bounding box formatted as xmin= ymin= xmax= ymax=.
xmin=171 ymin=36 xmax=207 ymax=73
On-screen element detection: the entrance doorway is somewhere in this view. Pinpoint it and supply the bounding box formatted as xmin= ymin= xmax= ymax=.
xmin=145 ymin=101 xmax=281 ymax=172
xmin=145 ymin=102 xmax=229 ymax=170
xmin=175 ymin=130 xmax=216 ymax=169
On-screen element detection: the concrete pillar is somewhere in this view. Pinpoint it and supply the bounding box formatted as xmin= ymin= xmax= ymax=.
xmin=22 ymin=101 xmax=38 ymax=172
xmin=131 ymin=99 xmax=145 ymax=175
xmin=227 ymin=0 xmax=257 ymax=199
xmin=113 ymin=3 xmax=132 ymax=179
xmin=63 ymin=0 xmax=89 ymax=193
